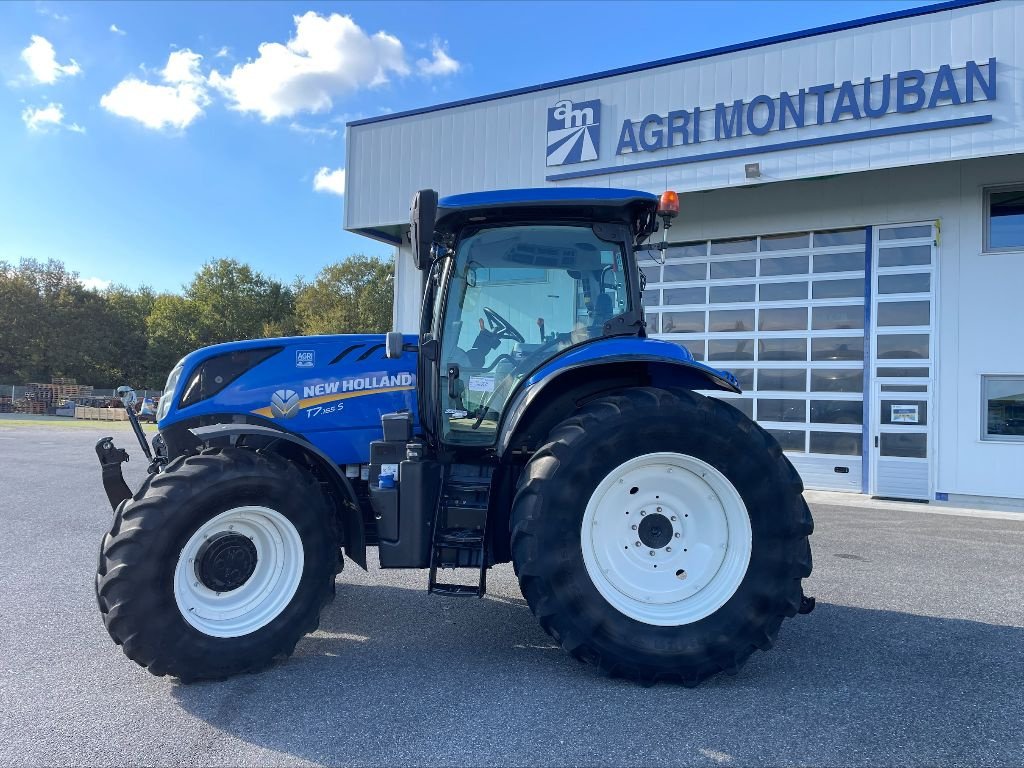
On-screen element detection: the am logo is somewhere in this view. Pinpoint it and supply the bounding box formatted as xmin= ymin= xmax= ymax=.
xmin=546 ymin=99 xmax=600 ymax=167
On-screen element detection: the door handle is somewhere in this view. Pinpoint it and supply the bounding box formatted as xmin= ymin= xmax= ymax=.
xmin=874 ymin=435 xmax=879 ymax=448
xmin=447 ymin=364 xmax=460 ymax=398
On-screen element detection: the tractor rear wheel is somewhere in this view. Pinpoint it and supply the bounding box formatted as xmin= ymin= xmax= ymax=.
xmin=510 ymin=386 xmax=813 ymax=685
xmin=96 ymin=447 xmax=337 ymax=682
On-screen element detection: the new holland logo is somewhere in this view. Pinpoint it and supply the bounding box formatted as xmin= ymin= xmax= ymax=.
xmin=546 ymin=99 xmax=600 ymax=167
xmin=270 ymin=389 xmax=301 ymax=419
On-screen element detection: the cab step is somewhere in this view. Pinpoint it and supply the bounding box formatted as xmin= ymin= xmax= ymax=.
xmin=428 ymin=467 xmax=492 ymax=598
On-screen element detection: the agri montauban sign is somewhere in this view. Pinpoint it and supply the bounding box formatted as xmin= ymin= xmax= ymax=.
xmin=546 ymin=58 xmax=996 ymax=180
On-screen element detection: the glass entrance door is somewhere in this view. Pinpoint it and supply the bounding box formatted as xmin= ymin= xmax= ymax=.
xmin=869 ymin=223 xmax=937 ymax=500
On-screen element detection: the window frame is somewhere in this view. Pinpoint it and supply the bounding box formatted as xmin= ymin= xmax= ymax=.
xmin=982 ymin=183 xmax=1024 ymax=255
xmin=980 ymin=374 xmax=1024 ymax=443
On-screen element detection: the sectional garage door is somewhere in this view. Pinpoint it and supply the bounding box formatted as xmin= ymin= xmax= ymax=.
xmin=642 ymin=228 xmax=868 ymax=492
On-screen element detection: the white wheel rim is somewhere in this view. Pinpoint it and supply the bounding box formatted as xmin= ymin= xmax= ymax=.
xmin=581 ymin=452 xmax=752 ymax=626
xmin=173 ymin=506 xmax=304 ymax=638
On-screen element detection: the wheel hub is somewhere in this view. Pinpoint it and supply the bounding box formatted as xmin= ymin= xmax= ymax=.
xmin=195 ymin=531 xmax=258 ymax=592
xmin=637 ymin=513 xmax=673 ymax=549
xmin=581 ymin=452 xmax=753 ymax=626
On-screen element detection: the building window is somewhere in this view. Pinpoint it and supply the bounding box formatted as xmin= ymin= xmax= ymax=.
xmin=984 ymin=185 xmax=1024 ymax=252
xmin=982 ymin=375 xmax=1024 ymax=442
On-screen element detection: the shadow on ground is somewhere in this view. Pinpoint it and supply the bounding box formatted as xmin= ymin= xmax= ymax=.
xmin=171 ymin=581 xmax=1024 ymax=766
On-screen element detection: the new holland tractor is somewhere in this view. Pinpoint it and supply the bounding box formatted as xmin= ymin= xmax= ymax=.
xmin=95 ymin=187 xmax=814 ymax=685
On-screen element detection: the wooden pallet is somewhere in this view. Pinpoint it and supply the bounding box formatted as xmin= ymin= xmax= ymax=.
xmin=74 ymin=407 xmax=129 ymax=421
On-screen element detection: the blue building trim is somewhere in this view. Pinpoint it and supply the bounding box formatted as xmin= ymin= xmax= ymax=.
xmin=545 ymin=115 xmax=993 ymax=181
xmin=347 ymin=0 xmax=995 ymax=128
xmin=862 ymin=226 xmax=874 ymax=494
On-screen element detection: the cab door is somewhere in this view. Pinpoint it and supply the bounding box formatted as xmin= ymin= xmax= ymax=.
xmin=434 ymin=223 xmax=634 ymax=447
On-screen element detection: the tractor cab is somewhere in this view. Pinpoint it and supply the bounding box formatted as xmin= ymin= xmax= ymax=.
xmin=407 ymin=188 xmax=672 ymax=448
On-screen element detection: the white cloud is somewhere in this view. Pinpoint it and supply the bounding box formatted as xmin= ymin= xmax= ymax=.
xmin=81 ymin=277 xmax=111 ymax=291
xmin=21 ymin=35 xmax=81 ymax=84
xmin=208 ymin=12 xmax=411 ymax=121
xmin=22 ymin=102 xmax=64 ymax=131
xmin=313 ymin=166 xmax=345 ymax=196
xmin=21 ymin=101 xmax=83 ymax=133
xmin=37 ymin=7 xmax=69 ymax=22
xmin=161 ymin=49 xmax=205 ymax=84
xmin=289 ymin=122 xmax=337 ymax=138
xmin=215 ymin=46 xmax=231 ymax=58
xmin=417 ymin=40 xmax=460 ymax=77
xmin=110 ymin=23 xmax=127 ymax=36
xmin=100 ymin=49 xmax=210 ymax=131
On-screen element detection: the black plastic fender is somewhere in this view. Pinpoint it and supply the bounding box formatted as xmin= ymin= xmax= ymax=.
xmin=497 ymin=355 xmax=741 ymax=458
xmin=189 ymin=423 xmax=367 ymax=569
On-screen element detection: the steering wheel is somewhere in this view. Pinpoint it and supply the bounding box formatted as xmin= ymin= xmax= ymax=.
xmin=482 ymin=306 xmax=525 ymax=344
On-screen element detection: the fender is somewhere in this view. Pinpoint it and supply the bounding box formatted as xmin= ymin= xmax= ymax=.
xmin=190 ymin=423 xmax=367 ymax=569
xmin=497 ymin=337 xmax=741 ymax=457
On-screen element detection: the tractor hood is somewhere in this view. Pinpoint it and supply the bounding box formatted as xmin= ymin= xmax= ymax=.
xmin=158 ymin=334 xmax=419 ymax=464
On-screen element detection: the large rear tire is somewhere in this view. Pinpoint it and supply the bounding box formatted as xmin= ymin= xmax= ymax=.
xmin=96 ymin=447 xmax=337 ymax=682
xmin=510 ymin=387 xmax=813 ymax=685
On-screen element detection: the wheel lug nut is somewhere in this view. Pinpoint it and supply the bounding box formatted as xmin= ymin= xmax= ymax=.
xmin=674 ymin=532 xmax=681 ymax=538
xmin=670 ymin=516 xmax=677 ymax=522
xmin=649 ymin=551 xmax=655 ymax=556
xmin=640 ymin=510 xmax=646 ymax=516
xmin=656 ymin=507 xmax=662 ymax=513
xmin=631 ymin=524 xmax=637 ymax=530
xmin=635 ymin=541 xmax=641 ymax=547
xmin=666 ymin=547 xmax=672 ymax=552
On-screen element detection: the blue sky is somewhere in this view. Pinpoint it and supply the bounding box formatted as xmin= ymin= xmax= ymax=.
xmin=0 ymin=0 xmax=935 ymax=294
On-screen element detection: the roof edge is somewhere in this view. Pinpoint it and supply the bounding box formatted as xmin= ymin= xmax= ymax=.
xmin=347 ymin=0 xmax=996 ymax=129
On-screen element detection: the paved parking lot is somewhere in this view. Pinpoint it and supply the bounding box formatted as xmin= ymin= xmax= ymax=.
xmin=1 ymin=421 xmax=1022 ymax=767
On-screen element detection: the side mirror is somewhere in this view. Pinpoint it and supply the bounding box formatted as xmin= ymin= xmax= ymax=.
xmin=385 ymin=331 xmax=405 ymax=359
xmin=410 ymin=189 xmax=438 ymax=270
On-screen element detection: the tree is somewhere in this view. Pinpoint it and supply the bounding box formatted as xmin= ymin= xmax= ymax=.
xmin=185 ymin=258 xmax=295 ymax=344
xmin=0 ymin=261 xmax=46 ymax=381
xmin=294 ymin=255 xmax=394 ymax=336
xmin=0 ymin=254 xmax=394 ymax=389
xmin=102 ymin=285 xmax=156 ymax=387
xmin=145 ymin=294 xmax=203 ymax=386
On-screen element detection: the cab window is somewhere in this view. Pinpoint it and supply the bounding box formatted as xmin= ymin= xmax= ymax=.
xmin=438 ymin=224 xmax=629 ymax=445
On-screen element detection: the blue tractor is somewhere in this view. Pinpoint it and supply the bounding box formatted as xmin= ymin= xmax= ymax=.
xmin=95 ymin=188 xmax=814 ymax=685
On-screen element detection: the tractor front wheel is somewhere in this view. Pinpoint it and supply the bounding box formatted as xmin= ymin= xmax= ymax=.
xmin=510 ymin=387 xmax=813 ymax=685
xmin=96 ymin=447 xmax=337 ymax=682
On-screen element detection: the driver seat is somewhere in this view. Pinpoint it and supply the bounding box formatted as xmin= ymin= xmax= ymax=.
xmin=589 ymin=293 xmax=614 ymax=336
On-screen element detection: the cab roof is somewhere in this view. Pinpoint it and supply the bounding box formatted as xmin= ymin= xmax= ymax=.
xmin=435 ymin=187 xmax=660 ymax=240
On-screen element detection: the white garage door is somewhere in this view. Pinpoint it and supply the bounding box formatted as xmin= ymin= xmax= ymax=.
xmin=643 ymin=228 xmax=868 ymax=492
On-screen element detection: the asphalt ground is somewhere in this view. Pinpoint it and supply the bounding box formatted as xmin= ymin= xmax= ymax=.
xmin=1 ymin=421 xmax=1022 ymax=767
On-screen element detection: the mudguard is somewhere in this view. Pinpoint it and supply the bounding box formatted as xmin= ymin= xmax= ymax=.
xmin=497 ymin=337 xmax=740 ymax=457
xmin=189 ymin=423 xmax=367 ymax=569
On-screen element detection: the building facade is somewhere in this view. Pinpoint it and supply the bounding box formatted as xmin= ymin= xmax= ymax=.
xmin=345 ymin=0 xmax=1024 ymax=506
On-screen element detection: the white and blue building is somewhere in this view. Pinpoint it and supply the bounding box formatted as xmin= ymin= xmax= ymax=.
xmin=345 ymin=0 xmax=1024 ymax=507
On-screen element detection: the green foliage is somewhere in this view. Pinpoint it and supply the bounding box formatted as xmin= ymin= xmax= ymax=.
xmin=0 ymin=254 xmax=394 ymax=389
xmin=294 ymin=255 xmax=394 ymax=336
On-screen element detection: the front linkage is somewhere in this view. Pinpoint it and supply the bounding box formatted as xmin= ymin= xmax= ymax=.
xmin=95 ymin=386 xmax=165 ymax=511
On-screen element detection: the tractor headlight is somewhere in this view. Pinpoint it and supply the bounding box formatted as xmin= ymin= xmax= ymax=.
xmin=156 ymin=360 xmax=184 ymax=422
xmin=177 ymin=346 xmax=283 ymax=410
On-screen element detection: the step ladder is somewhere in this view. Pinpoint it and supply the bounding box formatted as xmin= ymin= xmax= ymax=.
xmin=427 ymin=466 xmax=492 ymax=597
